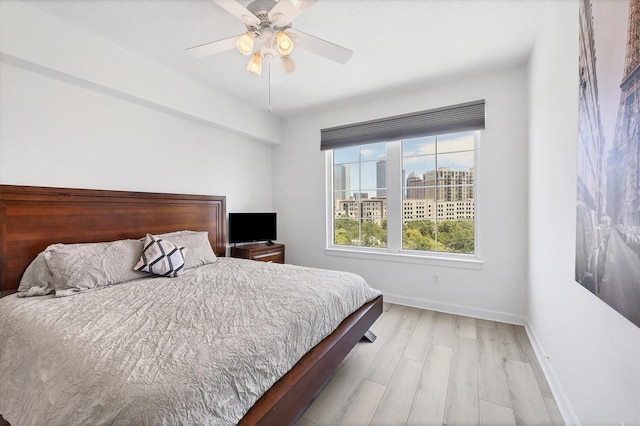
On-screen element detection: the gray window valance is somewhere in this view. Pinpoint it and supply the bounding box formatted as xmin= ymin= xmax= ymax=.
xmin=320 ymin=99 xmax=485 ymax=151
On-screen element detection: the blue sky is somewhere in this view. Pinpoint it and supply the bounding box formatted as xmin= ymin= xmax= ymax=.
xmin=334 ymin=131 xmax=475 ymax=194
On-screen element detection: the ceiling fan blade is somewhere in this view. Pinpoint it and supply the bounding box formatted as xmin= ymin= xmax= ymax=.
xmin=288 ymin=28 xmax=353 ymax=64
xmin=268 ymin=0 xmax=318 ymax=27
xmin=186 ymin=35 xmax=240 ymax=58
xmin=212 ymin=0 xmax=261 ymax=27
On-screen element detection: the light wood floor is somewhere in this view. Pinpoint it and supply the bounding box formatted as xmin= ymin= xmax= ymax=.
xmin=298 ymin=303 xmax=564 ymax=426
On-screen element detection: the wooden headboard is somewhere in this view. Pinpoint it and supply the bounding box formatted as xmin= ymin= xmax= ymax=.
xmin=0 ymin=185 xmax=226 ymax=291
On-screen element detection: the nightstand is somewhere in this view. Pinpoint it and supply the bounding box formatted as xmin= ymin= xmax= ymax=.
xmin=230 ymin=243 xmax=285 ymax=264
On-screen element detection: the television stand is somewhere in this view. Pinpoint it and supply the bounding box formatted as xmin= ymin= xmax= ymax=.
xmin=230 ymin=243 xmax=285 ymax=264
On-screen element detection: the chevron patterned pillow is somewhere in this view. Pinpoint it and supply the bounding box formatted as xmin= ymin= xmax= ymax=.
xmin=135 ymin=234 xmax=186 ymax=277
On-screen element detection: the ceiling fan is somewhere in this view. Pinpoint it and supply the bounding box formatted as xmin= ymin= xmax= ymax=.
xmin=186 ymin=0 xmax=353 ymax=75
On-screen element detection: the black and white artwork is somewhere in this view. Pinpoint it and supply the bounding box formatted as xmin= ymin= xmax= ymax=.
xmin=576 ymin=0 xmax=639 ymax=327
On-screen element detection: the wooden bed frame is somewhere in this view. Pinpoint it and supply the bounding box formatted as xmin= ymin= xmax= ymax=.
xmin=0 ymin=184 xmax=382 ymax=425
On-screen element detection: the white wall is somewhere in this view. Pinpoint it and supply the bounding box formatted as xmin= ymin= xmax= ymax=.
xmin=527 ymin=2 xmax=640 ymax=424
xmin=0 ymin=1 xmax=278 ymax=215
xmin=0 ymin=1 xmax=280 ymax=145
xmin=0 ymin=63 xmax=272 ymax=212
xmin=274 ymin=65 xmax=530 ymax=324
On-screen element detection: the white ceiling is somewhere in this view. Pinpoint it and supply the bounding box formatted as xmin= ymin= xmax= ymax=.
xmin=24 ymin=0 xmax=551 ymax=118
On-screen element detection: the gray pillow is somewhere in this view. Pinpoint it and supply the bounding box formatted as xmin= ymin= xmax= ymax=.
xmin=44 ymin=239 xmax=148 ymax=297
xmin=17 ymin=252 xmax=54 ymax=297
xmin=149 ymin=230 xmax=217 ymax=269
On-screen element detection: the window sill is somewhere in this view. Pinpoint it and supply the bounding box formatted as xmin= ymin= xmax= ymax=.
xmin=325 ymin=246 xmax=483 ymax=270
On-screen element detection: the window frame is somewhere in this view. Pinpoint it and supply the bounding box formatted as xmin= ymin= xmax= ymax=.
xmin=325 ymin=131 xmax=483 ymax=269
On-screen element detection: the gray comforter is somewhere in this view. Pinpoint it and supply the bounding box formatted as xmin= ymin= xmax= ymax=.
xmin=0 ymin=258 xmax=381 ymax=425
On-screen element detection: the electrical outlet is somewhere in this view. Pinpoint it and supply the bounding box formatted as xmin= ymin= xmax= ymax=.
xmin=433 ymin=274 xmax=439 ymax=284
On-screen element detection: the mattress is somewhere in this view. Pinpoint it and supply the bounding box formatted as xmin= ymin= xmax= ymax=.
xmin=0 ymin=257 xmax=381 ymax=425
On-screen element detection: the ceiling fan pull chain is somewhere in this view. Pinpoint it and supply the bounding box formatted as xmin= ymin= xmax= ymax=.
xmin=268 ymin=61 xmax=272 ymax=113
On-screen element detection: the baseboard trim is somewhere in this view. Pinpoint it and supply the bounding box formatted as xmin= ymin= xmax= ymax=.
xmin=525 ymin=323 xmax=581 ymax=425
xmin=382 ymin=292 xmax=526 ymax=325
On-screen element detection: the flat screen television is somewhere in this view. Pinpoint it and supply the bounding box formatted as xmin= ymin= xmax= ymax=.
xmin=228 ymin=212 xmax=277 ymax=245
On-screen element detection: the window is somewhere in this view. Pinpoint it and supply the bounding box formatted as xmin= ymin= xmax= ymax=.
xmin=333 ymin=142 xmax=387 ymax=248
xmin=322 ymin=101 xmax=484 ymax=260
xmin=401 ymin=132 xmax=476 ymax=254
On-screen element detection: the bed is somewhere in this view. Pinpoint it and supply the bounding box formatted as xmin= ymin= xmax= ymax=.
xmin=0 ymin=185 xmax=383 ymax=425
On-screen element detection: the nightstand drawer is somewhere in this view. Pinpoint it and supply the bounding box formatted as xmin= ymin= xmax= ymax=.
xmin=230 ymin=243 xmax=285 ymax=264
xmin=253 ymin=250 xmax=284 ymax=263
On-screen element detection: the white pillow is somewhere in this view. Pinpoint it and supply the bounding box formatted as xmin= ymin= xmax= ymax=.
xmin=135 ymin=234 xmax=186 ymax=277
xmin=147 ymin=230 xmax=217 ymax=269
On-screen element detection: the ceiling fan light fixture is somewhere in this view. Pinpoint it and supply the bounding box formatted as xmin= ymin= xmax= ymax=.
xmin=236 ymin=32 xmax=255 ymax=56
xmin=191 ymin=0 xmax=354 ymax=82
xmin=275 ymin=31 xmax=294 ymax=56
xmin=247 ymin=52 xmax=262 ymax=75
xmin=281 ymin=55 xmax=295 ymax=73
